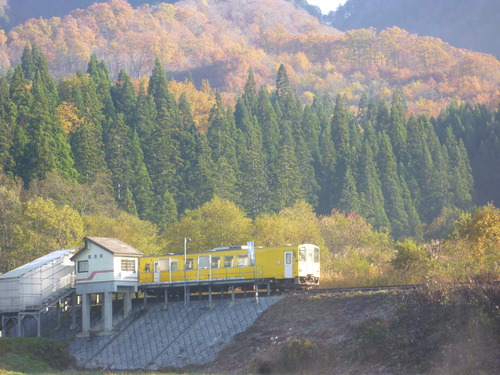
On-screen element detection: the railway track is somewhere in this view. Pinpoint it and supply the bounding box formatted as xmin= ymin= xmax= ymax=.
xmin=272 ymin=281 xmax=499 ymax=297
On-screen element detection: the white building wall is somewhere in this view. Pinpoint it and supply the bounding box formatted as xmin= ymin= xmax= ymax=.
xmin=75 ymin=243 xmax=115 ymax=284
xmin=113 ymin=257 xmax=139 ymax=284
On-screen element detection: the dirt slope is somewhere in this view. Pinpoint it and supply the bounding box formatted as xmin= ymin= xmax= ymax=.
xmin=202 ymin=286 xmax=500 ymax=374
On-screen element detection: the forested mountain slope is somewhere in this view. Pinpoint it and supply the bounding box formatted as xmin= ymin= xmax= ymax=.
xmin=0 ymin=0 xmax=498 ymax=283
xmin=326 ymin=0 xmax=500 ymax=59
xmin=0 ymin=0 xmax=498 ymax=116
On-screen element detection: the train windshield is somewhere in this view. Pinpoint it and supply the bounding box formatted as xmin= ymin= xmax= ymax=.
xmin=314 ymin=246 xmax=320 ymax=263
xmin=299 ymin=247 xmax=306 ymax=261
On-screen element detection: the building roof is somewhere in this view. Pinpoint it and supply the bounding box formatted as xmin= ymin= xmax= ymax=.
xmin=0 ymin=249 xmax=76 ymax=280
xmin=71 ymin=237 xmax=143 ymax=260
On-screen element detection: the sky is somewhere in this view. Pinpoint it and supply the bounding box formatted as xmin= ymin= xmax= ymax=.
xmin=307 ymin=0 xmax=347 ymax=14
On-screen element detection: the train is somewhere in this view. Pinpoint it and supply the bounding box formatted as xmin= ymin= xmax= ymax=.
xmin=138 ymin=243 xmax=320 ymax=288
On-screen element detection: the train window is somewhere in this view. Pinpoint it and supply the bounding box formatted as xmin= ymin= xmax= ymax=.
xmin=170 ymin=260 xmax=178 ymax=272
xmin=237 ymin=254 xmax=248 ymax=266
xmin=159 ymin=259 xmax=169 ymax=271
xmin=314 ymin=248 xmax=320 ymax=263
xmin=224 ymin=255 xmax=234 ymax=267
xmin=211 ymin=256 xmax=220 ymax=268
xmin=198 ymin=256 xmax=210 ymax=269
xmin=145 ymin=263 xmax=151 ymax=273
xmin=286 ymin=252 xmax=292 ymax=264
xmin=185 ymin=258 xmax=194 ymax=270
xmin=299 ymin=248 xmax=306 ymax=262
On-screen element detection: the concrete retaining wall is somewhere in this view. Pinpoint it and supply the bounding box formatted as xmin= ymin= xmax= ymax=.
xmin=70 ymin=296 xmax=282 ymax=370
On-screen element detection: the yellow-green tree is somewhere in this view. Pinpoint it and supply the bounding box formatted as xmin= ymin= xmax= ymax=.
xmin=441 ymin=203 xmax=500 ymax=281
xmin=162 ymin=196 xmax=252 ymax=253
xmin=0 ymin=183 xmax=23 ymax=273
xmin=15 ymin=197 xmax=84 ymax=268
xmin=253 ymin=200 xmax=322 ymax=247
xmin=83 ymin=211 xmax=160 ymax=255
xmin=319 ymin=212 xmax=393 ymax=286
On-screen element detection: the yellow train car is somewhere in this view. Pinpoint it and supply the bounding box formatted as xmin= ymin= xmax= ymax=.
xmin=139 ymin=244 xmax=320 ymax=287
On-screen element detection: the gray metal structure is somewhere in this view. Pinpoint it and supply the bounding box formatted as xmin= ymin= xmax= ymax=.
xmin=0 ymin=249 xmax=76 ymax=337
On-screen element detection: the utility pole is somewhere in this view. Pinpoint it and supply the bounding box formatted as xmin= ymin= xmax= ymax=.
xmin=184 ymin=237 xmax=191 ymax=307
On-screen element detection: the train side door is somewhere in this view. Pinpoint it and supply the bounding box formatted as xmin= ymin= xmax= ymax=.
xmin=284 ymin=251 xmax=293 ymax=279
xmin=153 ymin=261 xmax=160 ymax=283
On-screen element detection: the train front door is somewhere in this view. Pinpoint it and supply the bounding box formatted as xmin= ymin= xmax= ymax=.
xmin=284 ymin=251 xmax=293 ymax=279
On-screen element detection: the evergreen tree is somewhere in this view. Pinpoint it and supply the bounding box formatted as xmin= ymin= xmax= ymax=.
xmin=339 ymin=165 xmax=360 ymax=214
xmin=273 ymin=125 xmax=303 ymax=210
xmin=376 ymin=100 xmax=390 ymax=132
xmin=377 ymin=132 xmax=409 ymax=238
xmin=20 ymin=44 xmax=36 ymax=81
xmin=145 ymin=58 xmax=182 ymax=227
xmin=87 ymin=54 xmax=115 ymax=122
xmin=105 ymin=113 xmax=135 ymax=214
xmin=330 ymin=94 xmax=352 ymax=208
xmin=444 ymin=126 xmax=474 ymax=209
xmin=388 ymin=93 xmax=407 ymax=162
xmin=317 ymin=116 xmax=336 ymax=215
xmin=398 ymin=163 xmax=423 ymax=239
xmin=176 ymin=92 xmax=212 ymax=212
xmin=111 ymin=69 xmax=137 ymax=127
xmin=129 ymin=128 xmax=154 ymax=220
xmin=357 ymin=139 xmax=389 ymax=228
xmin=256 ymin=85 xmax=281 ymax=189
xmin=235 ymin=99 xmax=270 ymax=218
xmin=63 ymin=74 xmax=109 ymax=183
xmin=274 ymin=64 xmax=301 ymax=124
xmin=242 ymin=68 xmax=258 ymax=115
xmin=0 ymin=78 xmax=15 ymax=172
xmin=23 ymin=73 xmax=77 ymax=184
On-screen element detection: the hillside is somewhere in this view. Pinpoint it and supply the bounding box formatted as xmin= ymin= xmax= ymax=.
xmin=205 ymin=286 xmax=500 ymax=374
xmin=1 ymin=286 xmax=498 ymax=374
xmin=326 ymin=0 xmax=500 ymax=59
xmin=0 ymin=0 xmax=498 ymax=115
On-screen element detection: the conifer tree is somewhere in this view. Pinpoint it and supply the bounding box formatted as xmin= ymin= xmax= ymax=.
xmin=377 ymin=132 xmax=409 ymax=238
xmin=242 ymin=68 xmax=258 ymax=115
xmin=129 ymin=128 xmax=154 ymax=220
xmin=444 ymin=126 xmax=474 ymax=209
xmin=207 ymin=92 xmax=240 ymax=203
xmin=339 ymin=165 xmax=360 ymax=214
xmin=274 ymin=64 xmax=301 ymax=124
xmin=235 ymin=99 xmax=270 ymax=218
xmin=105 ymin=113 xmax=135 ymax=214
xmin=388 ymin=93 xmax=408 ymax=162
xmin=175 ymin=92 xmax=212 ymax=212
xmin=0 ymin=78 xmax=15 ymax=172
xmin=398 ymin=163 xmax=423 ymax=238
xmin=145 ymin=58 xmax=182 ymax=226
xmin=64 ymin=74 xmax=109 ymax=183
xmin=273 ymin=125 xmax=303 ymax=210
xmin=330 ymin=94 xmax=352 ymax=208
xmin=357 ymin=139 xmax=389 ymax=228
xmin=317 ymin=117 xmax=336 ymax=215
xmin=376 ymin=100 xmax=390 ymax=132
xmin=256 ymin=84 xmax=281 ymax=181
xmin=112 ymin=69 xmax=137 ymax=127
xmin=20 ymin=44 xmax=36 ymax=81
xmin=23 ymin=73 xmax=77 ymax=184
xmin=87 ymin=54 xmax=115 ymax=122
